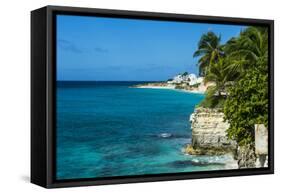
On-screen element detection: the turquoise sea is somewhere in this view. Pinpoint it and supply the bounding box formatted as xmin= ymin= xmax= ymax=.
xmin=56 ymin=81 xmax=235 ymax=180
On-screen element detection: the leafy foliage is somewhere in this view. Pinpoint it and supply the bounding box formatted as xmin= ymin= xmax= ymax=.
xmin=224 ymin=27 xmax=268 ymax=76
xmin=194 ymin=26 xmax=269 ymax=145
xmin=199 ymin=86 xmax=226 ymax=108
xmin=200 ymin=57 xmax=239 ymax=108
xmin=224 ymin=61 xmax=268 ymax=145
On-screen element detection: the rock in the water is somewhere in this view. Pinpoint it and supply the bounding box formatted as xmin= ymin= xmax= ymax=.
xmin=185 ymin=144 xmax=231 ymax=155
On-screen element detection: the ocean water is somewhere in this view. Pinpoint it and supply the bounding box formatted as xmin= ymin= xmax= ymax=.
xmin=56 ymin=81 xmax=235 ymax=180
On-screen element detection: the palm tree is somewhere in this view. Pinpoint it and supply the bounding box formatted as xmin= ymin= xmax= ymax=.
xmin=193 ymin=31 xmax=224 ymax=76
xmin=197 ymin=27 xmax=268 ymax=108
xmin=200 ymin=58 xmax=238 ymax=108
xmin=205 ymin=58 xmax=238 ymax=97
xmin=224 ymin=27 xmax=268 ymax=75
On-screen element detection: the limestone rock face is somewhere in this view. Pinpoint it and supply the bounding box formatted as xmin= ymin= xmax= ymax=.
xmin=236 ymin=124 xmax=269 ymax=169
xmin=189 ymin=108 xmax=236 ymax=150
xmin=186 ymin=107 xmax=269 ymax=168
xmin=236 ymin=145 xmax=257 ymax=168
xmin=255 ymin=124 xmax=268 ymax=155
xmin=236 ymin=144 xmax=269 ymax=169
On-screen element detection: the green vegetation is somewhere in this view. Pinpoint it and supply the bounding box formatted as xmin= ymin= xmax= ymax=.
xmin=194 ymin=27 xmax=268 ymax=145
xmin=175 ymin=84 xmax=184 ymax=89
xmin=182 ymin=72 xmax=189 ymax=76
xmin=193 ymin=31 xmax=224 ymax=76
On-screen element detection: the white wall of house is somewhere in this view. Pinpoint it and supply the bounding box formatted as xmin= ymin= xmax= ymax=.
xmin=168 ymin=73 xmax=203 ymax=86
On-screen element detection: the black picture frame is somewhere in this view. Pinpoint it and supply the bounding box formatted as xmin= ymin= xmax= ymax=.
xmin=31 ymin=5 xmax=274 ymax=188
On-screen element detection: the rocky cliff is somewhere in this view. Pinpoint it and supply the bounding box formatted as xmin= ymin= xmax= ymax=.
xmin=185 ymin=107 xmax=236 ymax=155
xmin=185 ymin=108 xmax=269 ymax=168
xmin=236 ymin=124 xmax=268 ymax=169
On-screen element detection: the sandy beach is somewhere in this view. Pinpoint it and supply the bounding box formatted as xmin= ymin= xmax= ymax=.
xmin=132 ymin=84 xmax=206 ymax=94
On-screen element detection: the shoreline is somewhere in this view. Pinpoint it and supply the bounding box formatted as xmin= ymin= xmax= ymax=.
xmin=132 ymin=83 xmax=238 ymax=169
xmin=131 ymin=84 xmax=206 ymax=94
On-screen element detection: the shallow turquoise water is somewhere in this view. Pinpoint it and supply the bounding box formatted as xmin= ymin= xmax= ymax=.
xmin=56 ymin=81 xmax=235 ymax=180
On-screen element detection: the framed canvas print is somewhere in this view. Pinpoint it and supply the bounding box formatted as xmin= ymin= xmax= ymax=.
xmin=31 ymin=5 xmax=274 ymax=188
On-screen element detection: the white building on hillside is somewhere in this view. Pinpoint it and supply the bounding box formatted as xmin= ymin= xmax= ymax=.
xmin=188 ymin=74 xmax=197 ymax=85
xmin=167 ymin=73 xmax=204 ymax=86
xmin=189 ymin=74 xmax=204 ymax=86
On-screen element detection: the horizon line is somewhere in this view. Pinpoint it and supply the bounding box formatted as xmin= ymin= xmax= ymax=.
xmin=57 ymin=80 xmax=165 ymax=82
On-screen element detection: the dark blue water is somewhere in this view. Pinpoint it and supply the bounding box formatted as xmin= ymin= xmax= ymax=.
xmin=56 ymin=81 xmax=235 ymax=180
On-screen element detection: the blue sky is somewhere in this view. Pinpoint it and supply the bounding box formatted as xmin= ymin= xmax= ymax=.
xmin=57 ymin=15 xmax=246 ymax=81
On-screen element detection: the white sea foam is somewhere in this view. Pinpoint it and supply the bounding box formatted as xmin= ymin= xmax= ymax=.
xmin=159 ymin=133 xmax=172 ymax=138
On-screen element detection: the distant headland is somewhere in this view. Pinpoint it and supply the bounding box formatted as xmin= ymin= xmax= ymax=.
xmin=132 ymin=72 xmax=215 ymax=94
